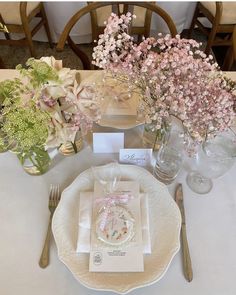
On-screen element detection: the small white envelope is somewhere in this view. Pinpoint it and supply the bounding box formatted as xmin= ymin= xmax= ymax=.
xmin=93 ymin=133 xmax=124 ymax=153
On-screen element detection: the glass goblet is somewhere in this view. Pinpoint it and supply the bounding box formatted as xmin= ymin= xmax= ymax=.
xmin=186 ymin=131 xmax=236 ymax=194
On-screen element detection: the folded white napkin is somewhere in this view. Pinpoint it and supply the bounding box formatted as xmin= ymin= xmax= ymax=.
xmin=76 ymin=192 xmax=151 ymax=254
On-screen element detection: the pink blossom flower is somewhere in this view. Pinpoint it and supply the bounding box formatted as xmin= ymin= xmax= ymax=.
xmin=93 ymin=13 xmax=236 ymax=144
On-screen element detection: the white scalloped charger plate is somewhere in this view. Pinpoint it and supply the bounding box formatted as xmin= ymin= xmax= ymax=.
xmin=52 ymin=165 xmax=181 ymax=294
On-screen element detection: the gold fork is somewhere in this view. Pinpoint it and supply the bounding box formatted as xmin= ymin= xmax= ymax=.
xmin=39 ymin=184 xmax=60 ymax=268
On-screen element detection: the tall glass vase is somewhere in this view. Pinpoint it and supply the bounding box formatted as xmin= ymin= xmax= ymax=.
xmin=153 ymin=129 xmax=185 ymax=184
xmin=142 ymin=120 xmax=171 ymax=151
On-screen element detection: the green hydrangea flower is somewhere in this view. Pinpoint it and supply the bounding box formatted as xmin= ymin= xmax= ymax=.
xmin=2 ymin=102 xmax=49 ymax=153
xmin=0 ymin=136 xmax=4 ymax=151
xmin=16 ymin=58 xmax=59 ymax=88
xmin=0 ymin=79 xmax=22 ymax=106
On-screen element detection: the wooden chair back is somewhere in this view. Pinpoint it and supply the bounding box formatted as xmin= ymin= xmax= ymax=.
xmin=0 ymin=2 xmax=52 ymax=57
xmin=57 ymin=2 xmax=177 ymax=70
xmin=188 ymin=2 xmax=235 ymax=56
xmin=0 ymin=57 xmax=5 ymax=69
xmin=222 ymin=25 xmax=236 ymax=70
xmin=87 ymin=2 xmax=155 ymax=42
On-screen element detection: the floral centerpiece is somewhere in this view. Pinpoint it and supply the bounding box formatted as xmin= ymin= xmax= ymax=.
xmin=92 ymin=13 xmax=236 ymax=150
xmin=0 ymin=57 xmax=100 ymax=174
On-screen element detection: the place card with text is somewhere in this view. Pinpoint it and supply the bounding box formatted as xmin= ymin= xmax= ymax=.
xmin=119 ymin=148 xmax=152 ymax=166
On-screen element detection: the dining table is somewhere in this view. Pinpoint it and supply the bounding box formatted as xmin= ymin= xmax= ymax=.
xmin=0 ymin=69 xmax=236 ymax=295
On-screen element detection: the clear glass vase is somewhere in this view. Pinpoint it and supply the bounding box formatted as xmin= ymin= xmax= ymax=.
xmin=17 ymin=147 xmax=51 ymax=175
xmin=153 ymin=129 xmax=185 ymax=184
xmin=142 ymin=121 xmax=171 ymax=151
xmin=58 ymin=130 xmax=83 ymax=156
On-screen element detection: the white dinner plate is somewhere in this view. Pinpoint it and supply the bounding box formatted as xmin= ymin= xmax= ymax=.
xmin=52 ymin=164 xmax=181 ymax=294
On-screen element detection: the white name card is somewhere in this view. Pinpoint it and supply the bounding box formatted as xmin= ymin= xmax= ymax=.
xmin=93 ymin=133 xmax=124 ymax=153
xmin=119 ymin=149 xmax=153 ymax=166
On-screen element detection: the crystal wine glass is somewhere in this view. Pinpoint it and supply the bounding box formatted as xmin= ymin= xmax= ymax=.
xmin=186 ymin=130 xmax=236 ymax=194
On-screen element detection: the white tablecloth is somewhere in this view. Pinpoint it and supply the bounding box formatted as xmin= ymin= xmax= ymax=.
xmin=0 ymin=70 xmax=236 ymax=295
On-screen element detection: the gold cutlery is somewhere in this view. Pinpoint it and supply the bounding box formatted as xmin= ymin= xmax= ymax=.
xmin=175 ymin=183 xmax=193 ymax=282
xmin=39 ymin=184 xmax=60 ymax=268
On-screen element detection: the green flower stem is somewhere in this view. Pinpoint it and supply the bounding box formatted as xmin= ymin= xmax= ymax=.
xmin=28 ymin=155 xmax=39 ymax=170
xmin=153 ymin=129 xmax=159 ymax=150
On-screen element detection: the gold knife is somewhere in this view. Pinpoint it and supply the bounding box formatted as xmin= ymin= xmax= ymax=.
xmin=175 ymin=183 xmax=193 ymax=282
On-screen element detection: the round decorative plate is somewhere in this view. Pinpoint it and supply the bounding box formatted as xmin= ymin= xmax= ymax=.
xmin=52 ymin=165 xmax=181 ymax=294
